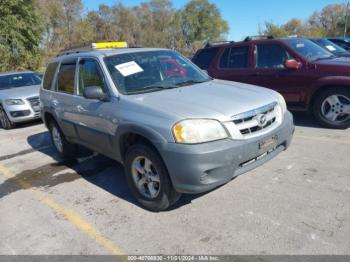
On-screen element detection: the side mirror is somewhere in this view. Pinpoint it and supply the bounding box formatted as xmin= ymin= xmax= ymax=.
xmin=83 ymin=86 xmax=107 ymax=101
xmin=284 ymin=59 xmax=301 ymax=70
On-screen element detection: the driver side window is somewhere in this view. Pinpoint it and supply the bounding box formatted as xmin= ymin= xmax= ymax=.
xmin=78 ymin=59 xmax=105 ymax=96
xmin=256 ymin=44 xmax=293 ymax=69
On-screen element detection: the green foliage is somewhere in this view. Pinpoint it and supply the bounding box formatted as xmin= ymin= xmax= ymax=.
xmin=0 ymin=0 xmax=43 ymax=71
xmin=261 ymin=3 xmax=347 ymax=38
xmin=180 ymin=0 xmax=229 ymax=51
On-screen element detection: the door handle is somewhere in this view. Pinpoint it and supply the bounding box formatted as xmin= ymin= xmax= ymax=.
xmin=52 ymin=99 xmax=58 ymax=106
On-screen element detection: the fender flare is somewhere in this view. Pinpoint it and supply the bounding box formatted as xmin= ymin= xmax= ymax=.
xmin=114 ymin=123 xmax=170 ymax=160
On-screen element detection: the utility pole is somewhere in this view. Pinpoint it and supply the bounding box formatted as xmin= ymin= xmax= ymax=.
xmin=344 ymin=1 xmax=350 ymax=37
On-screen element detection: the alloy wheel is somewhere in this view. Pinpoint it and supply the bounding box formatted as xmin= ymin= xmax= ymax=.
xmin=321 ymin=94 xmax=350 ymax=123
xmin=51 ymin=126 xmax=63 ymax=153
xmin=131 ymin=156 xmax=161 ymax=199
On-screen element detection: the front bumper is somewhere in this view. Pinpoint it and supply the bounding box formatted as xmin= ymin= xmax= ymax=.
xmin=4 ymin=103 xmax=41 ymax=123
xmin=160 ymin=111 xmax=294 ymax=194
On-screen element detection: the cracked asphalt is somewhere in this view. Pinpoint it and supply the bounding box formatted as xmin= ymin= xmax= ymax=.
xmin=0 ymin=114 xmax=349 ymax=255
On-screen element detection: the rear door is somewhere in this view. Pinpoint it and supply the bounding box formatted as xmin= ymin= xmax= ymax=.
xmin=54 ymin=58 xmax=78 ymax=140
xmin=210 ymin=44 xmax=257 ymax=84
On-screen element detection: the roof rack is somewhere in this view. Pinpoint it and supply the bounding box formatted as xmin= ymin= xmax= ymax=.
xmin=244 ymin=35 xmax=274 ymax=42
xmin=57 ymin=41 xmax=128 ymax=57
xmin=204 ymin=41 xmax=235 ymax=48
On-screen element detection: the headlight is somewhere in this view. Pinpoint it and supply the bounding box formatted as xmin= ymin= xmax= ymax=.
xmin=276 ymin=93 xmax=287 ymax=115
xmin=172 ymin=119 xmax=229 ymax=144
xmin=5 ymin=99 xmax=25 ymax=105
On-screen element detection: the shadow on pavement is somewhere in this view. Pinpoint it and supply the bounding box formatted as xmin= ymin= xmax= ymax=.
xmin=2 ymin=131 xmax=205 ymax=211
xmin=291 ymin=111 xmax=323 ymax=129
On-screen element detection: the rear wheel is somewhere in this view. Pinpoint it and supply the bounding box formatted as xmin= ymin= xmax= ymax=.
xmin=125 ymin=144 xmax=181 ymax=211
xmin=313 ymin=88 xmax=350 ymax=129
xmin=0 ymin=106 xmax=14 ymax=130
xmin=49 ymin=121 xmax=77 ymax=158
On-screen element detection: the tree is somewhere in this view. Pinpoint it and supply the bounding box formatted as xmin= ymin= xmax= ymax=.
xmin=0 ymin=0 xmax=43 ymax=71
xmin=260 ymin=3 xmax=347 ymax=38
xmin=179 ymin=0 xmax=229 ymax=51
xmin=260 ymin=22 xmax=288 ymax=37
xmin=309 ymin=4 xmax=346 ymax=36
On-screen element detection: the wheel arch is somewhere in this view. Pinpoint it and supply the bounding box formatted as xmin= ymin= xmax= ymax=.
xmin=309 ymin=84 xmax=350 ymax=111
xmin=115 ymin=124 xmax=169 ymax=163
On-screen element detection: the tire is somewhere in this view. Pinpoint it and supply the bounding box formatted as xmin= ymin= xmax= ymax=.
xmin=313 ymin=87 xmax=350 ymax=129
xmin=0 ymin=106 xmax=15 ymax=130
xmin=49 ymin=120 xmax=78 ymax=159
xmin=124 ymin=144 xmax=181 ymax=211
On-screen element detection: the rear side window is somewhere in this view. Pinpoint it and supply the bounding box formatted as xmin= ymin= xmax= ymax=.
xmin=43 ymin=62 xmax=58 ymax=90
xmin=192 ymin=47 xmax=219 ymax=69
xmin=219 ymin=46 xmax=249 ymax=68
xmin=57 ymin=62 xmax=77 ymax=94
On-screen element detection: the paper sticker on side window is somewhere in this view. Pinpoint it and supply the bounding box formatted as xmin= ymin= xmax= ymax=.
xmin=115 ymin=61 xmax=143 ymax=77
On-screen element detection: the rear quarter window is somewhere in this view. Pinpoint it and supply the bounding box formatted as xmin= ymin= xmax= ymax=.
xmin=192 ymin=47 xmax=219 ymax=69
xmin=43 ymin=62 xmax=58 ymax=90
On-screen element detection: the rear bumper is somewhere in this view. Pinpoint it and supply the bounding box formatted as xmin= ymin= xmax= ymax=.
xmin=160 ymin=111 xmax=294 ymax=194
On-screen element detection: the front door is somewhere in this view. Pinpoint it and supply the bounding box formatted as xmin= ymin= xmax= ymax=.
xmin=251 ymin=43 xmax=310 ymax=105
xmin=72 ymin=58 xmax=117 ymax=154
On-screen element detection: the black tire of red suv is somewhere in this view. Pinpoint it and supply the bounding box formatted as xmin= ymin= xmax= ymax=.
xmin=124 ymin=144 xmax=181 ymax=212
xmin=313 ymin=87 xmax=350 ymax=129
xmin=49 ymin=120 xmax=78 ymax=159
xmin=0 ymin=106 xmax=15 ymax=130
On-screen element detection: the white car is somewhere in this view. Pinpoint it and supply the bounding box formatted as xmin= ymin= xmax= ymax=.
xmin=0 ymin=71 xmax=42 ymax=129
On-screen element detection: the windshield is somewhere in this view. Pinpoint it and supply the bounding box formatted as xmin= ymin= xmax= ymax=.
xmin=104 ymin=50 xmax=211 ymax=95
xmin=283 ymin=38 xmax=336 ymax=62
xmin=0 ymin=73 xmax=42 ymax=90
xmin=312 ymin=39 xmax=347 ymax=53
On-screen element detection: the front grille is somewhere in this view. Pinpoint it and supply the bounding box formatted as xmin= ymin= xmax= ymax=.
xmin=232 ymin=102 xmax=278 ymax=137
xmin=27 ymin=97 xmax=40 ymax=112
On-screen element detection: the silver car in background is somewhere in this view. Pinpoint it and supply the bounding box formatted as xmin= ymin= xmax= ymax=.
xmin=0 ymin=71 xmax=42 ymax=129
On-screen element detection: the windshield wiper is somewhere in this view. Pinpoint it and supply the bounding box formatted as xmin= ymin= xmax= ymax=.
xmin=127 ymin=84 xmax=178 ymax=94
xmin=175 ymin=79 xmax=210 ymax=87
xmin=312 ymin=56 xmax=336 ymax=62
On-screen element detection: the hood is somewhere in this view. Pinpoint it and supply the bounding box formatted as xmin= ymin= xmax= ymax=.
xmin=315 ymin=57 xmax=350 ymax=66
xmin=126 ymin=79 xmax=278 ymax=121
xmin=334 ymin=51 xmax=350 ymax=58
xmin=0 ymin=85 xmax=40 ymax=100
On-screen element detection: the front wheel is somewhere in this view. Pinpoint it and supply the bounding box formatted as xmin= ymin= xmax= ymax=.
xmin=124 ymin=144 xmax=181 ymax=211
xmin=313 ymin=88 xmax=350 ymax=129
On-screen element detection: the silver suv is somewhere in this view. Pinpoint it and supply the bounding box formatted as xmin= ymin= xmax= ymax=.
xmin=0 ymin=71 xmax=42 ymax=129
xmin=40 ymin=45 xmax=294 ymax=211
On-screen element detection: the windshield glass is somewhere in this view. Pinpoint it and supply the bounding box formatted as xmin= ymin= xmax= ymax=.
xmin=313 ymin=39 xmax=347 ymax=53
xmin=104 ymin=50 xmax=211 ymax=94
xmin=0 ymin=73 xmax=42 ymax=90
xmin=283 ymin=38 xmax=336 ymax=62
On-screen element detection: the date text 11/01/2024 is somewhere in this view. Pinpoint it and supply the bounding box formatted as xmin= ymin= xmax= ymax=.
xmin=127 ymin=255 xmax=220 ymax=261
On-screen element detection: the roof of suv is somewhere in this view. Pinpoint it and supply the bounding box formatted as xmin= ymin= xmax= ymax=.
xmin=0 ymin=70 xmax=34 ymax=77
xmin=53 ymin=47 xmax=170 ymax=62
xmin=200 ymin=37 xmax=307 ymax=50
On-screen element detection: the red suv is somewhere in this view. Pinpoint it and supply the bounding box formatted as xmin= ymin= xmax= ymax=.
xmin=192 ymin=37 xmax=350 ymax=129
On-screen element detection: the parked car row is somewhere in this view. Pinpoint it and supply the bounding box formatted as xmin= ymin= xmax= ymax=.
xmin=192 ymin=36 xmax=350 ymax=129
xmin=0 ymin=38 xmax=348 ymax=211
